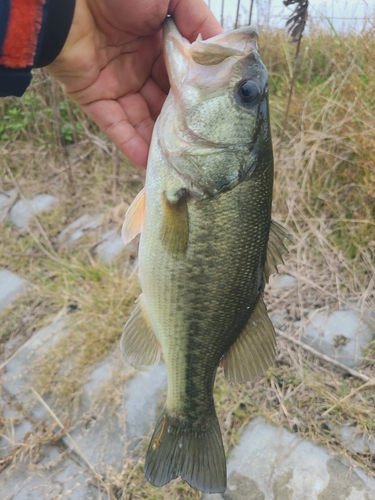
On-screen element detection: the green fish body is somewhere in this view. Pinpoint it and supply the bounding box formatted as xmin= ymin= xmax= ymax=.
xmin=121 ymin=19 xmax=289 ymax=494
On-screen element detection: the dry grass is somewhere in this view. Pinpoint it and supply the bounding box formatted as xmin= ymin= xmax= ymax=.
xmin=0 ymin=25 xmax=375 ymax=499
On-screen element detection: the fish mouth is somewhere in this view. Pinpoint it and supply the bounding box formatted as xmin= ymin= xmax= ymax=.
xmin=163 ymin=18 xmax=259 ymax=90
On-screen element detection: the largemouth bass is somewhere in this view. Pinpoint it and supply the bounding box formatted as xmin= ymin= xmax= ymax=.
xmin=121 ymin=18 xmax=288 ymax=493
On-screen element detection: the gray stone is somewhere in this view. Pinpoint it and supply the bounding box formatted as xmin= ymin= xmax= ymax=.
xmin=82 ymin=356 xmax=116 ymax=403
xmin=0 ymin=191 xmax=15 ymax=206
xmin=9 ymin=194 xmax=58 ymax=228
xmin=57 ymin=213 xmax=102 ymax=246
xmin=0 ymin=445 xmax=101 ymax=500
xmin=0 ymin=397 xmax=34 ymax=456
xmin=63 ymin=411 xmax=126 ymax=473
xmin=205 ymin=418 xmax=375 ymax=500
xmin=0 ymin=189 xmax=17 ymax=220
xmin=59 ymin=353 xmax=166 ymax=473
xmin=300 ymin=309 xmax=374 ymax=368
xmin=340 ymin=424 xmax=375 ymax=455
xmin=318 ymin=459 xmax=373 ymax=500
xmin=124 ymin=363 xmax=167 ymax=446
xmin=270 ymin=311 xmax=286 ymax=329
xmin=0 ymin=416 xmax=34 ymax=454
xmin=94 ymin=229 xmax=124 ymax=262
xmin=268 ymin=274 xmax=296 ymax=290
xmin=0 ymin=269 xmax=30 ymax=312
xmin=223 ymin=472 xmax=265 ymax=500
xmin=61 ymin=352 xmax=130 ymax=471
xmin=2 ymin=318 xmax=68 ymax=419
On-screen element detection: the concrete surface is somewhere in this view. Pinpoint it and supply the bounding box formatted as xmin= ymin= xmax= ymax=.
xmin=2 ymin=318 xmax=68 ymax=419
xmin=94 ymin=229 xmax=124 ymax=262
xmin=0 ymin=444 xmax=101 ymax=500
xmin=205 ymin=417 xmax=375 ymax=500
xmin=300 ymin=309 xmax=374 ymax=368
xmin=57 ymin=213 xmax=102 ymax=246
xmin=0 ymin=269 xmax=29 ymax=312
xmin=9 ymin=194 xmax=58 ymax=228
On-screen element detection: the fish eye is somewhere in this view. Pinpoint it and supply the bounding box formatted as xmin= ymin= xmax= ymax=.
xmin=236 ymin=80 xmax=259 ymax=105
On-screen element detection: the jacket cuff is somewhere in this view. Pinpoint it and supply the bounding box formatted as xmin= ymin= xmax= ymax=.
xmin=0 ymin=67 xmax=32 ymax=97
xmin=34 ymin=0 xmax=76 ymax=68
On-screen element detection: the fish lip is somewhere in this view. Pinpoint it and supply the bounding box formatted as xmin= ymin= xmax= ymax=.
xmin=163 ymin=18 xmax=260 ymax=91
xmin=191 ymin=25 xmax=259 ymax=56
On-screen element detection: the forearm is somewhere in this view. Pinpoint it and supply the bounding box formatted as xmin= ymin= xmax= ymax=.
xmin=0 ymin=0 xmax=76 ymax=96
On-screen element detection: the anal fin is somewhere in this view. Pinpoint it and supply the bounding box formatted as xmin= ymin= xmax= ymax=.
xmin=222 ymin=298 xmax=276 ymax=383
xmin=120 ymin=294 xmax=161 ymax=370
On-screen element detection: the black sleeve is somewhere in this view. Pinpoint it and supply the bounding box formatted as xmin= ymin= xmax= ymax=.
xmin=34 ymin=0 xmax=76 ymax=68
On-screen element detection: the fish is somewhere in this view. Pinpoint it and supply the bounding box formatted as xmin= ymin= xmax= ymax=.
xmin=121 ymin=18 xmax=289 ymax=494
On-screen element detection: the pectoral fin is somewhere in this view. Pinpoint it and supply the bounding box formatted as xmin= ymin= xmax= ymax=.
xmin=264 ymin=220 xmax=291 ymax=283
xmin=120 ymin=294 xmax=161 ymax=370
xmin=161 ymin=190 xmax=189 ymax=259
xmin=121 ymin=188 xmax=146 ymax=246
xmin=222 ymin=298 xmax=275 ymax=383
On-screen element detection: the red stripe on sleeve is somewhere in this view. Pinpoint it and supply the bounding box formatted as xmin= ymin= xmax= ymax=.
xmin=0 ymin=0 xmax=46 ymax=68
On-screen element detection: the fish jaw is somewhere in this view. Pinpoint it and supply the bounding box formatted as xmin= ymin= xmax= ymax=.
xmin=163 ymin=18 xmax=259 ymax=91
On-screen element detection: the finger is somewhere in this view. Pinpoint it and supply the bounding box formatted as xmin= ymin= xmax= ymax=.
xmin=83 ymin=99 xmax=149 ymax=168
xmin=139 ymin=78 xmax=168 ymax=122
xmin=118 ymin=93 xmax=155 ymax=146
xmin=169 ymin=0 xmax=223 ymax=42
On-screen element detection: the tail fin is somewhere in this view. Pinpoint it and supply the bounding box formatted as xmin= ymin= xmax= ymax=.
xmin=144 ymin=409 xmax=226 ymax=493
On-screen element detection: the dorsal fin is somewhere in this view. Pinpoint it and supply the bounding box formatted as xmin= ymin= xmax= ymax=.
xmin=222 ymin=297 xmax=275 ymax=383
xmin=264 ymin=220 xmax=291 ymax=283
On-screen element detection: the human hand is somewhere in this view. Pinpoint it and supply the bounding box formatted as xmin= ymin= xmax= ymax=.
xmin=46 ymin=0 xmax=222 ymax=168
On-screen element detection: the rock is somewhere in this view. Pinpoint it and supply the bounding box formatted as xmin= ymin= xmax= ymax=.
xmin=0 ymin=189 xmax=17 ymax=220
xmin=60 ymin=357 xmax=166 ymax=472
xmin=223 ymin=472 xmax=265 ymax=500
xmin=57 ymin=213 xmax=102 ymax=246
xmin=61 ymin=352 xmax=131 ymax=472
xmin=94 ymin=229 xmax=124 ymax=262
xmin=205 ymin=417 xmax=375 ymax=500
xmin=268 ymin=274 xmax=296 ymax=290
xmin=62 ymin=411 xmax=126 ymax=473
xmin=300 ymin=309 xmax=374 ymax=368
xmin=0 ymin=269 xmax=29 ymax=312
xmin=2 ymin=318 xmax=68 ymax=419
xmin=340 ymin=424 xmax=375 ymax=455
xmin=0 ymin=190 xmax=15 ymax=206
xmin=0 ymin=397 xmax=34 ymax=456
xmin=124 ymin=363 xmax=167 ymax=447
xmin=270 ymin=311 xmax=286 ymax=329
xmin=0 ymin=444 xmax=101 ymax=500
xmin=9 ymin=194 xmax=58 ymax=228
